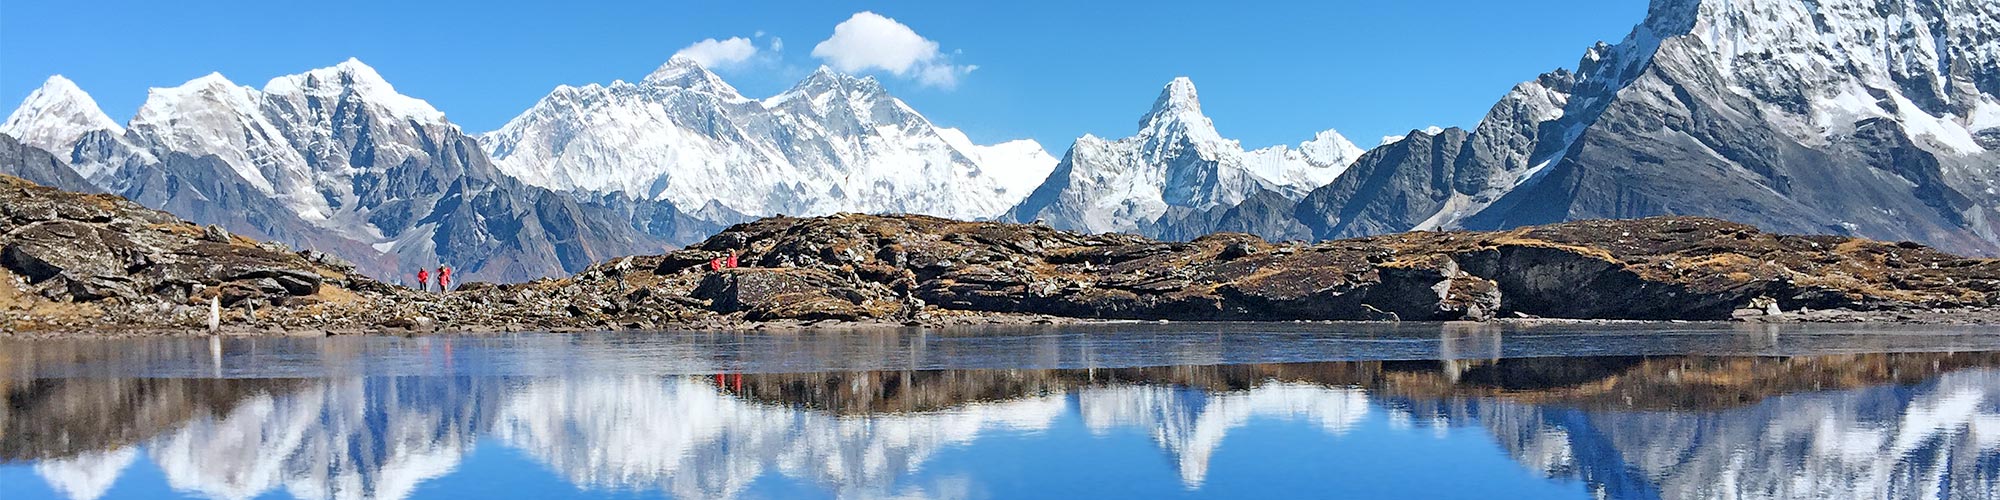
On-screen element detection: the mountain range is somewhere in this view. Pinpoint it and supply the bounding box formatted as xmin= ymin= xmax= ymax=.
xmin=4 ymin=0 xmax=1998 ymax=284
xmin=1299 ymin=0 xmax=2000 ymax=252
xmin=480 ymin=55 xmax=1058 ymax=221
xmin=0 ymin=63 xmax=667 ymax=282
xmin=1003 ymin=77 xmax=1365 ymax=240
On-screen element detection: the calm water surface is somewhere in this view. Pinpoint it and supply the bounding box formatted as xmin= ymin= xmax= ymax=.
xmin=2 ymin=322 xmax=1998 ymax=499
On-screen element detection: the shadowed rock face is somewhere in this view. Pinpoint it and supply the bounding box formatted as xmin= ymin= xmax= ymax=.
xmin=0 ymin=135 xmax=95 ymax=194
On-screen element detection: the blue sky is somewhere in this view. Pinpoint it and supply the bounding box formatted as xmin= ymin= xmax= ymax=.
xmin=1 ymin=0 xmax=1648 ymax=151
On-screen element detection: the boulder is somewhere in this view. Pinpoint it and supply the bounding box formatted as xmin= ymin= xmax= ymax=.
xmin=201 ymin=225 xmax=232 ymax=243
xmin=229 ymin=269 xmax=322 ymax=296
xmin=0 ymin=244 xmax=60 ymax=283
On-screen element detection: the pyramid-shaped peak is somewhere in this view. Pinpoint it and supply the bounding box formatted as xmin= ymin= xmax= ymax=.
xmin=1136 ymin=77 xmax=1221 ymax=142
xmin=794 ymin=66 xmax=851 ymax=89
xmin=180 ymin=72 xmax=241 ymax=91
xmin=34 ymin=75 xmax=89 ymax=98
xmin=779 ymin=66 xmax=886 ymax=101
xmin=642 ymin=55 xmax=741 ymax=96
xmin=1 ymin=74 xmax=122 ymax=150
xmin=18 ymin=75 xmax=110 ymax=119
xmin=1150 ymin=77 xmax=1202 ymax=115
xmin=644 ymin=54 xmax=706 ymax=82
xmin=1161 ymin=78 xmax=1199 ymax=102
xmin=1138 ymin=77 xmax=1212 ymax=130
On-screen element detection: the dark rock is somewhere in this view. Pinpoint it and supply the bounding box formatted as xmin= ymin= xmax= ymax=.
xmin=0 ymin=244 xmax=60 ymax=283
xmin=59 ymin=275 xmax=138 ymax=302
xmin=230 ymin=269 xmax=322 ymax=296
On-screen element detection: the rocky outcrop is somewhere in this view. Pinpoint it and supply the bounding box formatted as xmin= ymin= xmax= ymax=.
xmin=5 ymin=174 xmax=1997 ymax=334
xmin=0 ymin=175 xmax=408 ymax=332
xmin=430 ymin=212 xmax=1998 ymax=330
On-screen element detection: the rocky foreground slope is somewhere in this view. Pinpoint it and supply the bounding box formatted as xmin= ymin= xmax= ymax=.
xmin=3 ymin=174 xmax=1998 ymax=335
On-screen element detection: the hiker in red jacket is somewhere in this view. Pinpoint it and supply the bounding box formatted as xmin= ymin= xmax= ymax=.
xmin=417 ymin=268 xmax=430 ymax=293
xmin=438 ymin=265 xmax=452 ymax=292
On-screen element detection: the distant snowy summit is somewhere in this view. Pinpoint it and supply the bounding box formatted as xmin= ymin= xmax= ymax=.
xmin=480 ymin=55 xmax=1057 ymax=222
xmin=1005 ymin=77 xmax=1364 ymax=240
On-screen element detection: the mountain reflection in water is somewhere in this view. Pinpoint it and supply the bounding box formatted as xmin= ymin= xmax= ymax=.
xmin=4 ymin=330 xmax=2000 ymax=499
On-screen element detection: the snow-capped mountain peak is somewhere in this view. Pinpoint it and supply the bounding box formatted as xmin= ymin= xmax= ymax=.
xmin=480 ymin=58 xmax=1057 ymax=222
xmin=767 ymin=66 xmax=890 ymax=109
xmin=792 ymin=66 xmax=859 ymax=91
xmin=1005 ymin=77 xmax=1362 ymax=239
xmin=263 ymin=58 xmax=448 ymax=124
xmin=130 ymin=72 xmax=258 ymax=131
xmin=1138 ymin=77 xmax=1225 ymax=148
xmin=643 ymin=55 xmax=741 ymax=96
xmin=1299 ymin=130 xmax=1365 ymax=163
xmin=1145 ymin=77 xmax=1204 ymax=120
xmin=0 ymin=75 xmax=121 ymax=152
xmin=125 ymin=71 xmax=300 ymax=197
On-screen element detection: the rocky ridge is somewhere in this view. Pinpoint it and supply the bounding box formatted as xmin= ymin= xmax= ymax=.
xmin=4 ymin=174 xmax=1998 ymax=335
xmin=0 ymin=175 xmax=402 ymax=332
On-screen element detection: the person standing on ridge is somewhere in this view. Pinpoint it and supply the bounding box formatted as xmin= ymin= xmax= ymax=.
xmin=439 ymin=265 xmax=452 ymax=292
xmin=417 ymin=268 xmax=430 ymax=293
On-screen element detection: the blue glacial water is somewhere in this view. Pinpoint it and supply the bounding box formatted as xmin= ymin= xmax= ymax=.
xmin=2 ymin=322 xmax=1997 ymax=499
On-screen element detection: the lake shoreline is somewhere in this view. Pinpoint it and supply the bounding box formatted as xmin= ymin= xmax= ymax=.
xmin=7 ymin=176 xmax=2000 ymax=338
xmin=8 ymin=307 xmax=1999 ymax=340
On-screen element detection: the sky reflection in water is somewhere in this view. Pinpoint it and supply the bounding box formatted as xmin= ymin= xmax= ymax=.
xmin=3 ymin=323 xmax=1998 ymax=499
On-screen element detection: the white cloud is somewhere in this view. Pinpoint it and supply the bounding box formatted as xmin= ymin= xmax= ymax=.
xmin=811 ymin=11 xmax=975 ymax=88
xmin=770 ymin=37 xmax=784 ymax=52
xmin=674 ymin=37 xmax=759 ymax=68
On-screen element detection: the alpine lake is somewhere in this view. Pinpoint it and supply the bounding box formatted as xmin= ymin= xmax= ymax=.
xmin=3 ymin=322 xmax=1998 ymax=499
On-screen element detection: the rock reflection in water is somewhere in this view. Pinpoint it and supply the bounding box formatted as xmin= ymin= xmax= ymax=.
xmin=4 ymin=352 xmax=2000 ymax=499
